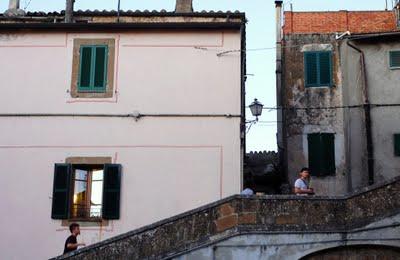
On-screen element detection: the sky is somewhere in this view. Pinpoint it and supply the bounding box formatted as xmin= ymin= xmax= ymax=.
xmin=0 ymin=0 xmax=388 ymax=152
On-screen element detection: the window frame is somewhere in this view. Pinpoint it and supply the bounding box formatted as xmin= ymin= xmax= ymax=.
xmin=304 ymin=51 xmax=333 ymax=88
xmin=70 ymin=164 xmax=104 ymax=221
xmin=70 ymin=39 xmax=115 ymax=98
xmin=389 ymin=50 xmax=400 ymax=69
xmin=77 ymin=45 xmax=109 ymax=93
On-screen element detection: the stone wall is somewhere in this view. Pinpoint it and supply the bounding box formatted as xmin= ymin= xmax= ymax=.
xmin=52 ymin=176 xmax=400 ymax=260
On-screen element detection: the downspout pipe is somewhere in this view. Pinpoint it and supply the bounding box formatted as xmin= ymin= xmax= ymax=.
xmin=346 ymin=40 xmax=374 ymax=185
xmin=275 ymin=1 xmax=287 ymax=185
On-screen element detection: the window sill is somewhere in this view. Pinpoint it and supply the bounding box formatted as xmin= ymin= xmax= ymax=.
xmin=61 ymin=219 xmax=109 ymax=227
xmin=305 ymin=85 xmax=332 ymax=88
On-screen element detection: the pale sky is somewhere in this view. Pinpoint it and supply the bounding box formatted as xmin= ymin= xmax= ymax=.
xmin=0 ymin=0 xmax=388 ymax=152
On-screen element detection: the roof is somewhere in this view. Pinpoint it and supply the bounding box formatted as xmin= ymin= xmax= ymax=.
xmin=12 ymin=9 xmax=246 ymax=17
xmin=283 ymin=10 xmax=397 ymax=35
xmin=0 ymin=9 xmax=246 ymax=31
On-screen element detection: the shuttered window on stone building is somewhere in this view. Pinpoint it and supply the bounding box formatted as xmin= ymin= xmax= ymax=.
xmin=308 ymin=133 xmax=336 ymax=176
xmin=51 ymin=163 xmax=121 ymax=220
xmin=389 ymin=51 xmax=400 ymax=69
xmin=304 ymin=51 xmax=332 ymax=87
xmin=78 ymin=45 xmax=108 ymax=92
xmin=394 ymin=134 xmax=400 ymax=156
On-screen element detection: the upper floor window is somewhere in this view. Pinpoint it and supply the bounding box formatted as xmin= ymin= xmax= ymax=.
xmin=308 ymin=133 xmax=335 ymax=176
xmin=389 ymin=51 xmax=400 ymax=69
xmin=304 ymin=51 xmax=332 ymax=87
xmin=51 ymin=163 xmax=122 ymax=221
xmin=71 ymin=39 xmax=115 ymax=98
xmin=78 ymin=45 xmax=108 ymax=93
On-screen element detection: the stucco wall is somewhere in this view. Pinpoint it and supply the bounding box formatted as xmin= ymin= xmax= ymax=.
xmin=282 ymin=34 xmax=346 ymax=195
xmin=0 ymin=31 xmax=242 ymax=260
xmin=341 ymin=39 xmax=400 ymax=188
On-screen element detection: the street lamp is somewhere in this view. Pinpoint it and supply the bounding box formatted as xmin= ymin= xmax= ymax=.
xmin=249 ymin=98 xmax=263 ymax=121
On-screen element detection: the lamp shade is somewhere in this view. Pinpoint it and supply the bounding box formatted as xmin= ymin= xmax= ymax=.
xmin=249 ymin=98 xmax=263 ymax=118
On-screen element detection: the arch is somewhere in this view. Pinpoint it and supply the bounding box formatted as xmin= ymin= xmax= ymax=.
xmin=300 ymin=244 xmax=400 ymax=260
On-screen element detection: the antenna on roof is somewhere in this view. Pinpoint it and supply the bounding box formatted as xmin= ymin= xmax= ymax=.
xmin=117 ymin=0 xmax=121 ymax=22
xmin=386 ymin=0 xmax=388 ymax=10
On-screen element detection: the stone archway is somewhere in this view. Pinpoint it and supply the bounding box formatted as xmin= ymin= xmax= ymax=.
xmin=300 ymin=244 xmax=400 ymax=260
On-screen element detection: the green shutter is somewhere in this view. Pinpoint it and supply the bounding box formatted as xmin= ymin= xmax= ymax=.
xmin=51 ymin=164 xmax=72 ymax=219
xmin=79 ymin=47 xmax=92 ymax=88
xmin=305 ymin=52 xmax=318 ymax=86
xmin=390 ymin=51 xmax=400 ymax=68
xmin=394 ymin=134 xmax=400 ymax=156
xmin=304 ymin=51 xmax=332 ymax=87
xmin=308 ymin=133 xmax=335 ymax=176
xmin=102 ymin=164 xmax=122 ymax=220
xmin=308 ymin=134 xmax=322 ymax=175
xmin=78 ymin=45 xmax=108 ymax=92
xmin=320 ymin=133 xmax=336 ymax=175
xmin=319 ymin=52 xmax=332 ymax=85
xmin=94 ymin=46 xmax=108 ymax=88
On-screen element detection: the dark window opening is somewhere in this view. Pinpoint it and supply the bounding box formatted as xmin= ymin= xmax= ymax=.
xmin=308 ymin=133 xmax=336 ymax=176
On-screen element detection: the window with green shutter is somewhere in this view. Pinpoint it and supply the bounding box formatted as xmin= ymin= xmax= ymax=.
xmin=394 ymin=134 xmax=400 ymax=156
xmin=78 ymin=45 xmax=108 ymax=93
xmin=304 ymin=51 xmax=332 ymax=87
xmin=308 ymin=133 xmax=336 ymax=176
xmin=389 ymin=51 xmax=400 ymax=69
xmin=51 ymin=162 xmax=122 ymax=220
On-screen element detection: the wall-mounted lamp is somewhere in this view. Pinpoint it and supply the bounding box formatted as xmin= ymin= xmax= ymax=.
xmin=249 ymin=98 xmax=263 ymax=121
xmin=246 ymin=98 xmax=264 ymax=133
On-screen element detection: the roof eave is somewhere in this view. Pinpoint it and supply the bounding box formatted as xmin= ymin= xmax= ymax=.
xmin=0 ymin=22 xmax=245 ymax=32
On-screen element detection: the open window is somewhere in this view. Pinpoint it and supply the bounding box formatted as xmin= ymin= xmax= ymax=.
xmin=51 ymin=163 xmax=121 ymax=221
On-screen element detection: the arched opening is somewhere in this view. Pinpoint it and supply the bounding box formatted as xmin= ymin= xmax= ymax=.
xmin=300 ymin=244 xmax=400 ymax=260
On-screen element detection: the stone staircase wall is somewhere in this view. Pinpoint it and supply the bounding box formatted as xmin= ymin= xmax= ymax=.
xmin=52 ymin=176 xmax=400 ymax=260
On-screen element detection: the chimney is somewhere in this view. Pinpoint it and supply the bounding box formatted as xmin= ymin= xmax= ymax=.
xmin=4 ymin=0 xmax=25 ymax=17
xmin=175 ymin=0 xmax=193 ymax=13
xmin=65 ymin=0 xmax=75 ymax=23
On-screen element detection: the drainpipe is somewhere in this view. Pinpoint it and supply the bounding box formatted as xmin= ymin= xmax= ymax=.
xmin=275 ymin=1 xmax=287 ymax=185
xmin=346 ymin=40 xmax=374 ymax=185
xmin=65 ymin=0 xmax=75 ymax=23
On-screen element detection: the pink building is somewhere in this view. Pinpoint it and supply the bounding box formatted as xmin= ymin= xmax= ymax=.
xmin=0 ymin=1 xmax=246 ymax=259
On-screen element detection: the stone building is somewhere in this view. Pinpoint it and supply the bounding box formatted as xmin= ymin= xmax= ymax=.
xmin=276 ymin=1 xmax=400 ymax=195
xmin=0 ymin=0 xmax=246 ymax=259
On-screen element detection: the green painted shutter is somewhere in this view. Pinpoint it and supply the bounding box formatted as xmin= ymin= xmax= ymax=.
xmin=93 ymin=46 xmax=108 ymax=89
xmin=308 ymin=134 xmax=322 ymax=175
xmin=305 ymin=52 xmax=318 ymax=86
xmin=390 ymin=51 xmax=400 ymax=68
xmin=320 ymin=133 xmax=336 ymax=175
xmin=51 ymin=164 xmax=72 ymax=219
xmin=102 ymin=164 xmax=122 ymax=220
xmin=319 ymin=52 xmax=332 ymax=86
xmin=79 ymin=46 xmax=92 ymax=89
xmin=308 ymin=133 xmax=335 ymax=176
xmin=394 ymin=134 xmax=400 ymax=156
